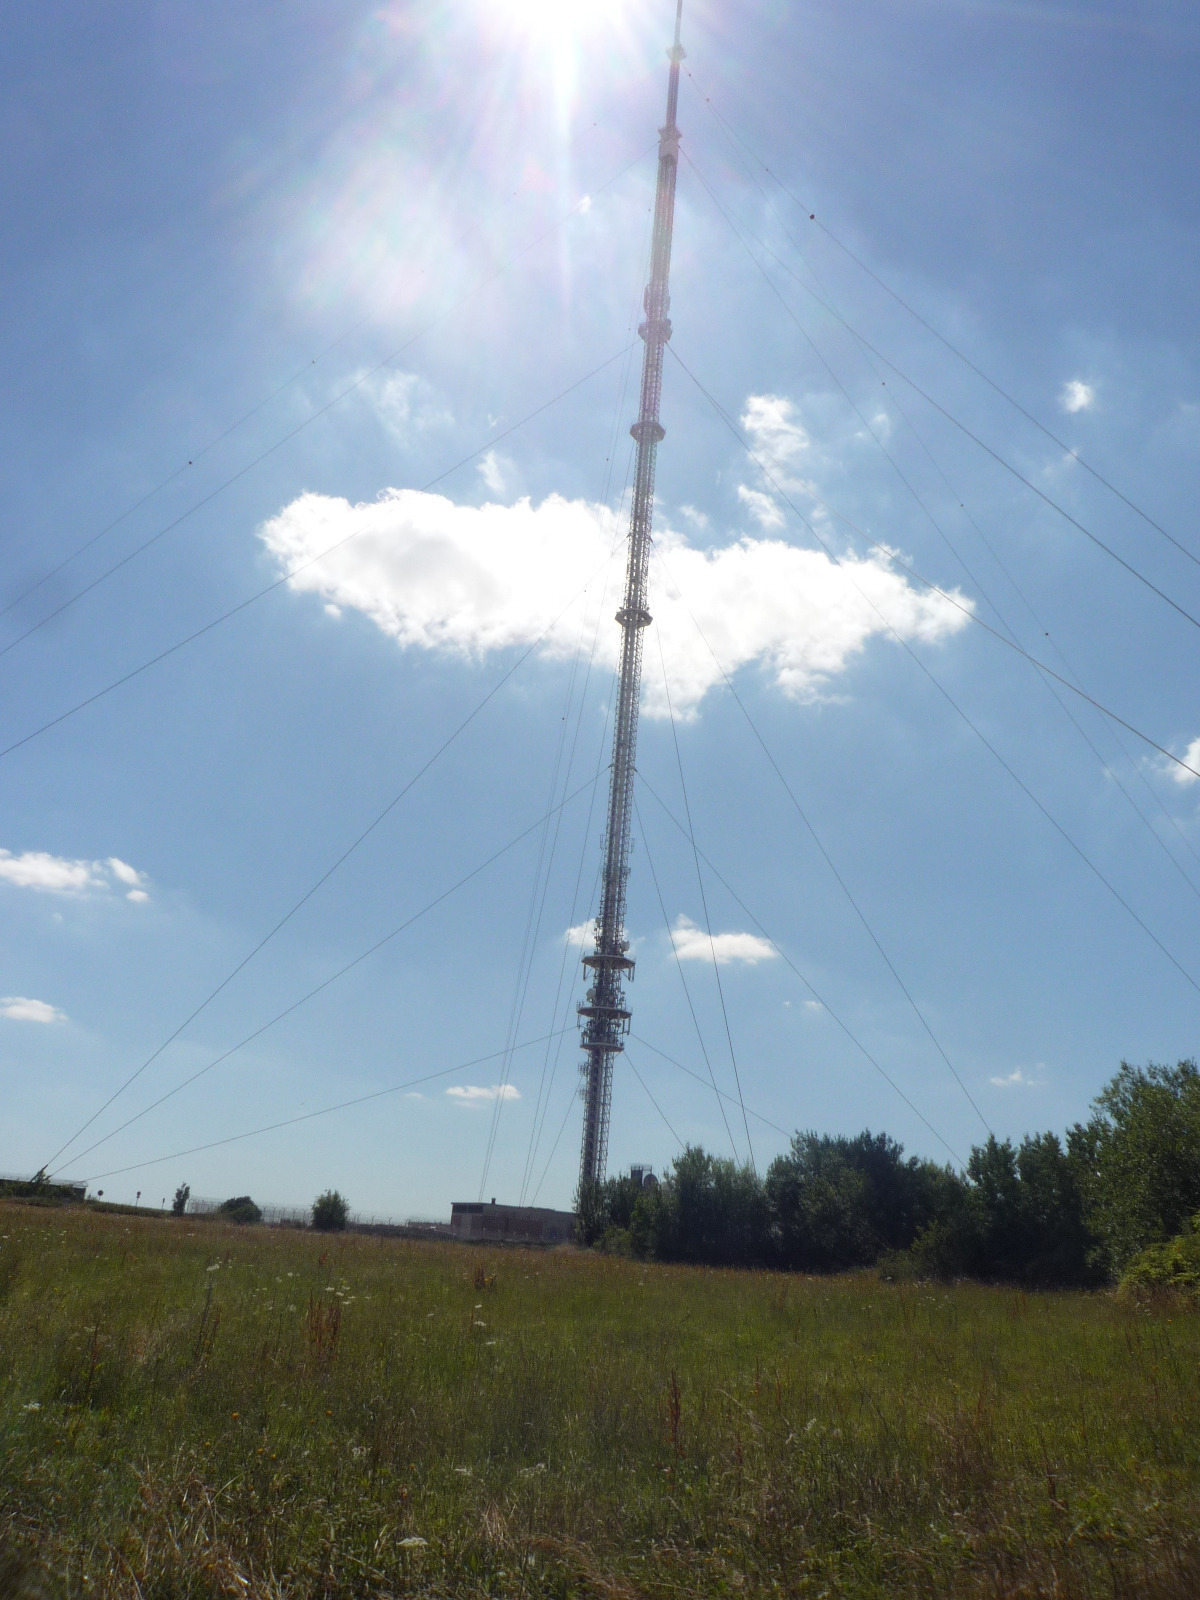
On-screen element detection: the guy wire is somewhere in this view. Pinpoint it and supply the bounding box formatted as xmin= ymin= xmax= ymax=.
xmin=52 ymin=777 xmax=599 ymax=1178
xmin=653 ymin=634 xmax=756 ymax=1167
xmin=682 ymin=68 xmax=1200 ymax=572
xmin=682 ymin=146 xmax=1200 ymax=641
xmin=636 ymin=773 xmax=966 ymax=1167
xmin=634 ymin=798 xmax=738 ymax=1159
xmin=662 ymin=357 xmax=1200 ymax=1004
xmin=1 ymin=348 xmax=634 ymax=768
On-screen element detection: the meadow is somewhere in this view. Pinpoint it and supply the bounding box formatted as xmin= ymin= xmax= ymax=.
xmin=1 ymin=1202 xmax=1198 ymax=1600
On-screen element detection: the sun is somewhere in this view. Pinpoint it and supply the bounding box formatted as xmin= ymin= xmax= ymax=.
xmin=478 ymin=0 xmax=643 ymax=121
xmin=502 ymin=0 xmax=566 ymax=26
xmin=487 ymin=0 xmax=634 ymax=46
xmin=473 ymin=0 xmax=649 ymax=133
xmin=499 ymin=0 xmax=605 ymax=26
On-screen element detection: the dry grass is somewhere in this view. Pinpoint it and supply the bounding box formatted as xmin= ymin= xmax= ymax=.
xmin=1 ymin=1201 xmax=1198 ymax=1599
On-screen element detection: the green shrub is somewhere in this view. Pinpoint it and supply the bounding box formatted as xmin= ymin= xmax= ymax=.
xmin=879 ymin=1219 xmax=965 ymax=1282
xmin=311 ymin=1190 xmax=348 ymax=1231
xmin=1118 ymin=1214 xmax=1200 ymax=1302
xmin=218 ymin=1195 xmax=261 ymax=1225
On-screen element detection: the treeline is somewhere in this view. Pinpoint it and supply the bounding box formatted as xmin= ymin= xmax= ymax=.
xmin=578 ymin=1059 xmax=1200 ymax=1286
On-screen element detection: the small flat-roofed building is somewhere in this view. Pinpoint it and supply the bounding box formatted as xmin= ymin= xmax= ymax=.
xmin=450 ymin=1200 xmax=576 ymax=1245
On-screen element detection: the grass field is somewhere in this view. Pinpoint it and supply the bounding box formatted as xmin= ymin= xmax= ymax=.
xmin=1 ymin=1202 xmax=1198 ymax=1599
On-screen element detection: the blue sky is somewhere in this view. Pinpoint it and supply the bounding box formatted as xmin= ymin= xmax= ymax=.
xmin=2 ymin=0 xmax=1199 ymax=1217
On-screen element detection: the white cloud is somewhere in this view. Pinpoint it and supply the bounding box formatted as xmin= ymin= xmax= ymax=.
xmin=1060 ymin=379 xmax=1095 ymax=414
xmin=1 ymin=996 xmax=66 ymax=1024
xmin=360 ymin=370 xmax=417 ymax=434
xmin=669 ymin=914 xmax=776 ymax=966
xmin=802 ymin=999 xmax=823 ymax=1013
xmin=107 ymin=857 xmax=144 ymax=892
xmin=989 ymin=1067 xmax=1043 ymax=1089
xmin=564 ymin=921 xmax=594 ymax=948
xmin=476 ymin=450 xmax=506 ymax=493
xmin=1165 ymin=737 xmax=1200 ymax=786
xmin=445 ymin=1084 xmax=521 ymax=1105
xmin=353 ymin=369 xmax=453 ymax=441
xmin=0 ymin=850 xmax=150 ymax=902
xmin=107 ymin=857 xmax=139 ymax=885
xmin=737 ymin=484 xmax=786 ymax=530
xmin=741 ymin=394 xmax=811 ymax=480
xmin=260 ymin=482 xmax=970 ymax=718
xmin=0 ymin=851 xmax=103 ymax=893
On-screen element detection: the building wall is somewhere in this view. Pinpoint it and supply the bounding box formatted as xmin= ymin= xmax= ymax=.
xmin=450 ymin=1202 xmax=576 ymax=1245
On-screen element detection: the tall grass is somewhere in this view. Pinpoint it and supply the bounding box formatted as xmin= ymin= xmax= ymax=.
xmin=1 ymin=1201 xmax=1198 ymax=1598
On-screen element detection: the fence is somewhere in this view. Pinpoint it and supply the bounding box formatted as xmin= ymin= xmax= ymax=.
xmin=183 ymin=1196 xmax=453 ymax=1237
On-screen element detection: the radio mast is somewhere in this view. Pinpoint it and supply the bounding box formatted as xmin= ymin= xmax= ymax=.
xmin=578 ymin=0 xmax=685 ymax=1188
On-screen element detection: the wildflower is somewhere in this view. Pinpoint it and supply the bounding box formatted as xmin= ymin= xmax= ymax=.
xmin=231 ymin=1412 xmax=239 ymax=1420
xmin=398 ymin=1537 xmax=427 ymax=1550
xmin=23 ymin=1402 xmax=41 ymax=1413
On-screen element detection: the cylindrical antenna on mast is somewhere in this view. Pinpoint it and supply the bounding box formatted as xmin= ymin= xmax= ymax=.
xmin=577 ymin=3 xmax=685 ymax=1191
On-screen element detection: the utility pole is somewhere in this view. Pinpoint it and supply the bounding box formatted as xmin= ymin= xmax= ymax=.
xmin=578 ymin=0 xmax=685 ymax=1189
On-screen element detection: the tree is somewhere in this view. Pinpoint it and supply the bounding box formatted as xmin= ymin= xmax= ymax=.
xmin=1012 ymin=1131 xmax=1097 ymax=1284
xmin=218 ymin=1195 xmax=261 ymax=1225
xmin=765 ymin=1145 xmax=873 ymax=1271
xmin=956 ymin=1134 xmax=1094 ymax=1284
xmin=642 ymin=1147 xmax=771 ymax=1266
xmin=765 ymin=1130 xmax=961 ymax=1271
xmin=574 ymin=1174 xmax=647 ymax=1247
xmin=893 ymin=1133 xmax=1099 ymax=1286
xmin=1076 ymin=1060 xmax=1200 ymax=1272
xmin=171 ymin=1183 xmax=190 ymax=1217
xmin=311 ymin=1190 xmax=349 ymax=1231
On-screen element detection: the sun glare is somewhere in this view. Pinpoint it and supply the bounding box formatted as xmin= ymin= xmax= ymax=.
xmin=478 ymin=0 xmax=643 ymax=125
xmin=486 ymin=0 xmax=637 ymax=55
xmin=498 ymin=0 xmax=614 ymax=35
